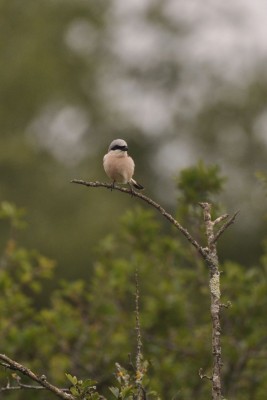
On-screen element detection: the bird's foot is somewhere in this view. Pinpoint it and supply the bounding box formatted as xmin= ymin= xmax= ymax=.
xmin=128 ymin=183 xmax=135 ymax=197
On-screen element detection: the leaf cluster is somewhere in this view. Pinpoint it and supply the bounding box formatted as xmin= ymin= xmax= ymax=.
xmin=65 ymin=373 xmax=100 ymax=399
xmin=0 ymin=164 xmax=267 ymax=399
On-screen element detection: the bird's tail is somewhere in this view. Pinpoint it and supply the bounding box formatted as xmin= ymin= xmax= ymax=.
xmin=130 ymin=179 xmax=144 ymax=190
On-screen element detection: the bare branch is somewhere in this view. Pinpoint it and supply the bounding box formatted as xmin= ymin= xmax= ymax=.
xmin=135 ymin=268 xmax=145 ymax=400
xmin=0 ymin=380 xmax=71 ymax=393
xmin=198 ymin=203 xmax=223 ymax=400
xmin=213 ymin=214 xmax=229 ymax=225
xmin=212 ymin=211 xmax=239 ymax=244
xmin=70 ymin=183 xmax=238 ymax=400
xmin=1 ymin=383 xmax=47 ymax=392
xmin=0 ymin=354 xmax=74 ymax=400
xmin=71 ymin=180 xmax=206 ymax=258
xmin=135 ymin=268 xmax=142 ymax=377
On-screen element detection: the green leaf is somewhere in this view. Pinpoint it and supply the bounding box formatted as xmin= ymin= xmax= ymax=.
xmin=65 ymin=373 xmax=78 ymax=386
xmin=81 ymin=378 xmax=97 ymax=389
xmin=109 ymin=386 xmax=120 ymax=398
xmin=70 ymin=386 xmax=79 ymax=396
xmin=121 ymin=385 xmax=134 ymax=398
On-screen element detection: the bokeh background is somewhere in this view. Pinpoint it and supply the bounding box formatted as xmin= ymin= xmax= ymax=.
xmin=1 ymin=0 xmax=267 ymax=280
xmin=1 ymin=2 xmax=267 ymax=397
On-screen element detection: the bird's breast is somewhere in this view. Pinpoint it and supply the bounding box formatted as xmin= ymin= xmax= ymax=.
xmin=103 ymin=153 xmax=135 ymax=183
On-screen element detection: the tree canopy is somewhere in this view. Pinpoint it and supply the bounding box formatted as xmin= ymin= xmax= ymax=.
xmin=1 ymin=164 xmax=267 ymax=399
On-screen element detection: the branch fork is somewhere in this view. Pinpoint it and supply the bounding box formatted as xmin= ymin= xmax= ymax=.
xmin=71 ymin=181 xmax=238 ymax=400
xmin=0 ymin=354 xmax=73 ymax=399
xmin=0 ymin=180 xmax=239 ymax=400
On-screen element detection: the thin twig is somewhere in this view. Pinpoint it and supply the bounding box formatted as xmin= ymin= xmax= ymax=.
xmin=135 ymin=268 xmax=142 ymax=375
xmin=135 ymin=268 xmax=145 ymax=400
xmin=0 ymin=354 xmax=74 ymax=400
xmin=70 ymin=181 xmax=238 ymax=400
xmin=212 ymin=211 xmax=239 ymax=244
xmin=71 ymin=180 xmax=206 ymax=258
xmin=213 ymin=214 xmax=229 ymax=225
xmin=0 ymin=383 xmax=71 ymax=392
xmin=1 ymin=384 xmax=46 ymax=391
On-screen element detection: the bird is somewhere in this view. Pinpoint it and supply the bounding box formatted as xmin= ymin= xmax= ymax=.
xmin=103 ymin=139 xmax=144 ymax=191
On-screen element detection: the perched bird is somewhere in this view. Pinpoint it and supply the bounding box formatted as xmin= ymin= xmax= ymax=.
xmin=103 ymin=139 xmax=144 ymax=191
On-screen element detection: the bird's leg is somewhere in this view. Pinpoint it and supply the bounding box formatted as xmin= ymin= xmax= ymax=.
xmin=110 ymin=181 xmax=115 ymax=191
xmin=128 ymin=182 xmax=135 ymax=197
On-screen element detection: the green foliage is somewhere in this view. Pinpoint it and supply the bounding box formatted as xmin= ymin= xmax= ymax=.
xmin=1 ymin=163 xmax=267 ymax=399
xmin=1 ymin=0 xmax=267 ymax=397
xmin=65 ymin=360 xmax=160 ymax=400
xmin=221 ymin=260 xmax=267 ymax=398
xmin=0 ymin=201 xmax=27 ymax=230
xmin=176 ymin=161 xmax=226 ymax=230
xmin=65 ymin=373 xmax=100 ymax=399
xmin=177 ymin=161 xmax=225 ymax=203
xmin=1 ymin=0 xmax=267 ymax=310
xmin=0 ymin=203 xmax=55 ymax=366
xmin=109 ymin=362 xmax=159 ymax=400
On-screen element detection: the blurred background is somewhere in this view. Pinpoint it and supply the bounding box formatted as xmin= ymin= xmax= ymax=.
xmin=1 ymin=0 xmax=267 ymax=281
xmin=2 ymin=1 xmax=267 ymax=399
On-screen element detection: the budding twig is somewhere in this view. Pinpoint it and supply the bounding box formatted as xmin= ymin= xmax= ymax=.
xmin=0 ymin=354 xmax=74 ymax=400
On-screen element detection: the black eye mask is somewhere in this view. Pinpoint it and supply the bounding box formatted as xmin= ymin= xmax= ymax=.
xmin=111 ymin=145 xmax=128 ymax=151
